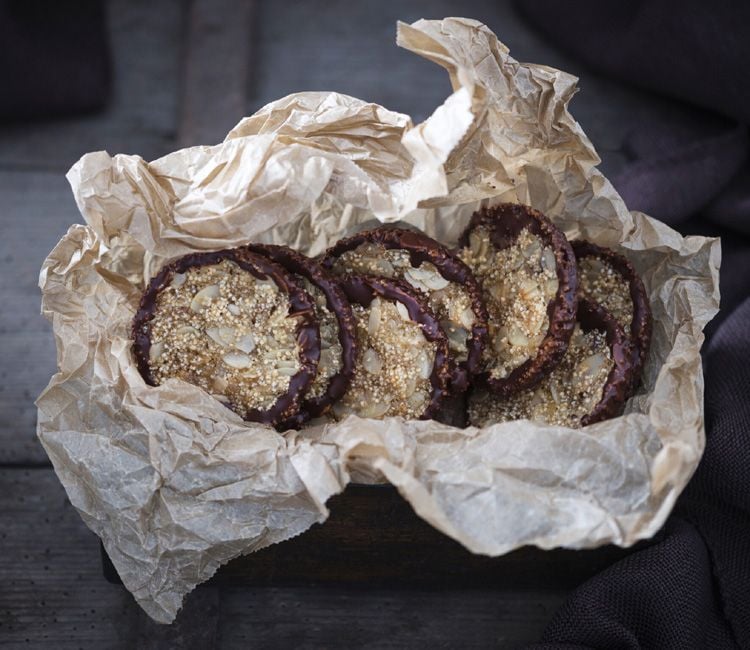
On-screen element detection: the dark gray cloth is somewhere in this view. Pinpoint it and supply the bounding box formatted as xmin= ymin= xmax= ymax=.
xmin=516 ymin=2 xmax=750 ymax=648
xmin=0 ymin=0 xmax=110 ymax=121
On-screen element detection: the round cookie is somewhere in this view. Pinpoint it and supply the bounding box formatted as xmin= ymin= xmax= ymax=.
xmin=333 ymin=275 xmax=451 ymax=421
xmin=572 ymin=240 xmax=652 ymax=384
xmin=458 ymin=204 xmax=578 ymax=396
xmin=239 ymin=243 xmax=357 ymax=424
xmin=322 ymin=227 xmax=487 ymax=391
xmin=132 ymin=248 xmax=320 ymax=430
xmin=468 ymin=299 xmax=633 ymax=428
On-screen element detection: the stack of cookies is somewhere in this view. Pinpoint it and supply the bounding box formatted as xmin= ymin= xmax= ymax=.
xmin=132 ymin=204 xmax=651 ymax=431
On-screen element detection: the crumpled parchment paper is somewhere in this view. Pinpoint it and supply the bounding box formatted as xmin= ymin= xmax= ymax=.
xmin=37 ymin=18 xmax=720 ymax=623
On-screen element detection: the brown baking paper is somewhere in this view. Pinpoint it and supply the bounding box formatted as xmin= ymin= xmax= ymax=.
xmin=37 ymin=18 xmax=720 ymax=623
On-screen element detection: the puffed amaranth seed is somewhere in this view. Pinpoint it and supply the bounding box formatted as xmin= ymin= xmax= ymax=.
xmin=334 ymin=274 xmax=451 ymax=421
xmin=322 ymin=226 xmax=488 ymax=392
xmin=468 ymin=299 xmax=634 ymax=428
xmin=572 ymin=240 xmax=652 ymax=387
xmin=458 ymin=203 xmax=578 ymax=396
xmin=239 ymin=243 xmax=357 ymax=428
xmin=131 ymin=248 xmax=320 ymax=430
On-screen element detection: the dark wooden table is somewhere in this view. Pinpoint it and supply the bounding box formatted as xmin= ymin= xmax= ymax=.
xmin=0 ymin=1 xmax=686 ymax=647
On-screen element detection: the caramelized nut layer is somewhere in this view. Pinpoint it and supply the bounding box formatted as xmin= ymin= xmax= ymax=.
xmin=333 ymin=243 xmax=476 ymax=362
xmin=148 ymin=259 xmax=301 ymax=417
xmin=331 ymin=296 xmax=436 ymax=420
xmin=460 ymin=226 xmax=558 ymax=379
xmin=468 ymin=325 xmax=612 ymax=428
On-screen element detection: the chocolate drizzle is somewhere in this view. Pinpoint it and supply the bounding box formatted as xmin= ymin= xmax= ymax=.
xmin=322 ymin=226 xmax=488 ymax=392
xmin=338 ymin=274 xmax=452 ymax=421
xmin=458 ymin=203 xmax=578 ymax=396
xmin=131 ymin=248 xmax=320 ymax=431
xmin=239 ymin=243 xmax=358 ymax=425
xmin=572 ymin=240 xmax=652 ymax=389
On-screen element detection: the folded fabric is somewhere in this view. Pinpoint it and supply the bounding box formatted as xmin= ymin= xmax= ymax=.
xmin=516 ymin=2 xmax=750 ymax=647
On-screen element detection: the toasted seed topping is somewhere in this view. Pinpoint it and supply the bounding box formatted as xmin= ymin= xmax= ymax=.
xmin=468 ymin=325 xmax=613 ymax=428
xmin=331 ymin=297 xmax=436 ymax=420
xmin=148 ymin=259 xmax=301 ymax=416
xmin=578 ymin=257 xmax=634 ymax=332
xmin=332 ymin=243 xmax=475 ymax=362
xmin=299 ymin=276 xmax=343 ymax=400
xmin=459 ymin=226 xmax=558 ymax=379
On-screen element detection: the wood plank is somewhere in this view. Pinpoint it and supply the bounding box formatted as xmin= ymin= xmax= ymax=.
xmin=219 ymin=585 xmax=563 ymax=649
xmin=0 ymin=0 xmax=185 ymax=171
xmin=197 ymin=485 xmax=631 ymax=590
xmin=179 ymin=0 xmax=257 ymax=148
xmin=0 ymin=467 xmax=221 ymax=647
xmin=0 ymin=172 xmax=82 ymax=465
xmin=0 ymin=468 xmax=135 ymax=647
xmin=3 ymin=468 xmax=568 ymax=648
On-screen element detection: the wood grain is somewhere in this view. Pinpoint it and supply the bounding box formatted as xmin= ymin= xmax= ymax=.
xmin=2 ymin=468 xmax=569 ymax=649
xmin=179 ymin=0 xmax=257 ymax=148
xmin=0 ymin=0 xmax=184 ymax=172
xmin=0 ymin=172 xmax=82 ymax=465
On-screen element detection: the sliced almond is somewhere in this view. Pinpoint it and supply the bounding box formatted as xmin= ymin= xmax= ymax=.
xmin=577 ymin=352 xmax=608 ymax=379
xmin=407 ymin=392 xmax=426 ymax=409
xmin=206 ymin=326 xmax=236 ymax=347
xmin=395 ymin=301 xmax=411 ymax=321
xmin=362 ymin=400 xmax=391 ymax=419
xmin=170 ymin=272 xmax=187 ymax=289
xmin=368 ymin=297 xmax=382 ymax=336
xmin=222 ymin=352 xmax=251 ymax=369
xmin=149 ymin=341 xmax=164 ymax=362
xmin=363 ymin=348 xmax=382 ymax=374
xmin=507 ymin=327 xmax=529 ymax=347
xmin=403 ymin=271 xmax=428 ymax=293
xmin=423 ymin=273 xmax=450 ymax=291
xmin=212 ymin=376 xmax=229 ymax=393
xmin=190 ymin=284 xmax=220 ymax=312
xmin=469 ymin=229 xmax=488 ymax=257
xmin=458 ymin=307 xmax=475 ymax=329
xmin=319 ymin=348 xmax=337 ymax=372
xmin=417 ymin=350 xmax=433 ymax=379
xmin=235 ymin=333 xmax=256 ymax=353
xmin=541 ymin=248 xmax=556 ymax=272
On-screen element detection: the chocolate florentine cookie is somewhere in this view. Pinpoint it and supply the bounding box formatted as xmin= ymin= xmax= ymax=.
xmin=572 ymin=240 xmax=652 ymax=384
xmin=132 ymin=249 xmax=320 ymax=430
xmin=458 ymin=204 xmax=578 ymax=396
xmin=239 ymin=243 xmax=357 ymax=424
xmin=468 ymin=299 xmax=633 ymax=428
xmin=334 ymin=275 xmax=451 ymax=421
xmin=322 ymin=227 xmax=488 ymax=391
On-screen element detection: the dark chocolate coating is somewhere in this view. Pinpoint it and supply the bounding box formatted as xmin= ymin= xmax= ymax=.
xmin=131 ymin=248 xmax=320 ymax=431
xmin=321 ymin=226 xmax=488 ymax=392
xmin=571 ymin=240 xmax=652 ymax=389
xmin=238 ymin=243 xmax=357 ymax=426
xmin=338 ymin=275 xmax=452 ymax=421
xmin=457 ymin=203 xmax=578 ymax=396
xmin=577 ymin=299 xmax=635 ymax=426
